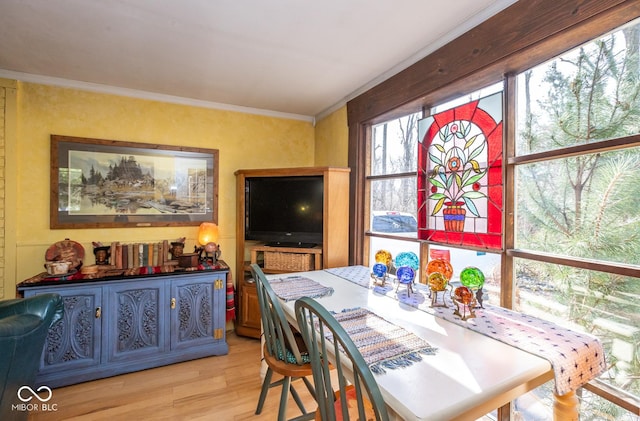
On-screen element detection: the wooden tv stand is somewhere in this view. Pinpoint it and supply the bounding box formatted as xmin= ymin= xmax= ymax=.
xmin=234 ymin=167 xmax=350 ymax=338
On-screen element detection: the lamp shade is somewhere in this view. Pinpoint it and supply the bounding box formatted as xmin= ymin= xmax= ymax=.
xmin=198 ymin=222 xmax=219 ymax=245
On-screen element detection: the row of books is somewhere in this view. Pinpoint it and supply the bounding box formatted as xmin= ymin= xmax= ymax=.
xmin=109 ymin=240 xmax=177 ymax=269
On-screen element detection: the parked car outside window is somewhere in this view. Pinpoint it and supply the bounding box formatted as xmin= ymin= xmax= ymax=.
xmin=371 ymin=211 xmax=417 ymax=234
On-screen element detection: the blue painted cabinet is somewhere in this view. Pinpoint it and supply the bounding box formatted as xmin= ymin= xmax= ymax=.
xmin=28 ymin=285 xmax=103 ymax=376
xmin=19 ymin=270 xmax=229 ymax=388
xmin=171 ymin=276 xmax=226 ymax=350
xmin=104 ymin=279 xmax=168 ymax=362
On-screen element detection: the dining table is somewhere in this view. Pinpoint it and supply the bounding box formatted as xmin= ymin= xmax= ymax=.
xmin=267 ymin=266 xmax=603 ymax=421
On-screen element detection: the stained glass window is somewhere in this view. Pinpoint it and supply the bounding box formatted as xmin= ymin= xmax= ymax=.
xmin=417 ymin=92 xmax=503 ymax=250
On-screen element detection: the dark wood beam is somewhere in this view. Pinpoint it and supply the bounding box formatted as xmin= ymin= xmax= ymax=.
xmin=347 ymin=0 xmax=639 ymax=124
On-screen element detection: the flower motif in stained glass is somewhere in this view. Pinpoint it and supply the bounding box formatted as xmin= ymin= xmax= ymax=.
xmin=428 ymin=120 xmax=488 ymax=220
xmin=417 ymin=91 xmax=504 ymax=250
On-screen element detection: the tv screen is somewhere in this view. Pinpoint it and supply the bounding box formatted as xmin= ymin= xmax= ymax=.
xmin=245 ymin=176 xmax=324 ymax=247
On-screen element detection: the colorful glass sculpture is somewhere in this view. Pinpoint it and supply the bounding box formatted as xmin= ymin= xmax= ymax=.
xmin=452 ymin=286 xmax=476 ymax=320
xmin=371 ymin=262 xmax=389 ymax=287
xmin=395 ymin=265 xmax=415 ymax=297
xmin=375 ymin=249 xmax=393 ymax=268
xmin=427 ymin=272 xmax=448 ymax=291
xmin=396 ymin=266 xmax=415 ymax=284
xmin=459 ymin=266 xmax=485 ymax=290
xmin=372 ymin=263 xmax=387 ymax=277
xmin=395 ymin=252 xmax=419 ymax=271
xmin=426 ymin=258 xmax=453 ymax=281
xmin=428 ymin=272 xmax=449 ymax=308
xmin=454 ymin=286 xmax=473 ymax=304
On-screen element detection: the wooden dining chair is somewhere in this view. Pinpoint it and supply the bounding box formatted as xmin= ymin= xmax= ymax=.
xmin=250 ymin=264 xmax=316 ymax=421
xmin=294 ymin=296 xmax=389 ymax=421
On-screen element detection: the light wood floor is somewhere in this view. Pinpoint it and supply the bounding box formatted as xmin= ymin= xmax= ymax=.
xmin=28 ymin=332 xmax=317 ymax=421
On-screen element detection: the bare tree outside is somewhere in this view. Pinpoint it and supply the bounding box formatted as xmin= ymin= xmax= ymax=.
xmin=370 ymin=113 xmax=419 ymax=215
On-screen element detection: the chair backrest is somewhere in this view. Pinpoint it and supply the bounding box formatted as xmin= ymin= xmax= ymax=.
xmin=250 ymin=263 xmax=308 ymax=365
xmin=0 ymin=293 xmax=64 ymax=421
xmin=294 ymin=297 xmax=389 ymax=421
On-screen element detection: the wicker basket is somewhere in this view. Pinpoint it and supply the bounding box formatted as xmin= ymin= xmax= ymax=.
xmin=264 ymin=251 xmax=313 ymax=272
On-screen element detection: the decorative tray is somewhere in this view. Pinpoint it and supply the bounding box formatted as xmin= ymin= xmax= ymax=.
xmin=45 ymin=239 xmax=85 ymax=269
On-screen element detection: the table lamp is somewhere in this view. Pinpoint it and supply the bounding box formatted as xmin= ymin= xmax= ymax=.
xmin=197 ymin=222 xmax=221 ymax=264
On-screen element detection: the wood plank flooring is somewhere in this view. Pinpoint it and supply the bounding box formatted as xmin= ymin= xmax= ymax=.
xmin=27 ymin=332 xmax=317 ymax=420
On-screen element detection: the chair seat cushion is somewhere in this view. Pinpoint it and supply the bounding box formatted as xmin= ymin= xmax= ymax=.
xmin=275 ymin=337 xmax=311 ymax=364
xmin=330 ymin=385 xmax=376 ymax=421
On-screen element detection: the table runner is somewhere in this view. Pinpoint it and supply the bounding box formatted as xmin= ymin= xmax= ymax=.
xmin=326 ymin=265 xmax=606 ymax=396
xmin=329 ymin=307 xmax=437 ymax=374
xmin=269 ymin=275 xmax=334 ymax=301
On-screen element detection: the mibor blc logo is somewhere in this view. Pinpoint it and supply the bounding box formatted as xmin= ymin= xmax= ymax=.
xmin=12 ymin=385 xmax=58 ymax=413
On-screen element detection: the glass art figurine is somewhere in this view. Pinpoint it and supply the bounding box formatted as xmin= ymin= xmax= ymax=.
xmin=427 ymin=272 xmax=449 ymax=308
xmin=459 ymin=266 xmax=486 ymax=308
xmin=394 ymin=251 xmax=419 ymax=271
xmin=371 ymin=262 xmax=389 ymax=286
xmin=425 ymin=258 xmax=454 ymax=307
xmin=374 ymin=249 xmax=393 ymax=268
xmin=426 ymin=258 xmax=453 ymax=281
xmin=395 ymin=266 xmax=415 ymax=296
xmin=452 ymin=286 xmax=477 ymax=321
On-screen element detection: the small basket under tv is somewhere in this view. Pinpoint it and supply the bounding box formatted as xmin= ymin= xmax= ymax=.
xmin=264 ymin=250 xmax=314 ymax=272
xmin=251 ymin=245 xmax=323 ymax=273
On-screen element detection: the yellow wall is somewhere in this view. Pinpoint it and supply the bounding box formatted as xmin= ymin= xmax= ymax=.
xmin=314 ymin=106 xmax=348 ymax=167
xmin=10 ymin=82 xmax=322 ymax=292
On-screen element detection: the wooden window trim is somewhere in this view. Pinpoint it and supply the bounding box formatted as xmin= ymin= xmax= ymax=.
xmin=347 ymin=0 xmax=640 ymax=415
xmin=509 ymin=134 xmax=640 ymax=165
xmin=347 ymin=0 xmax=639 ymax=125
xmin=348 ymin=1 xmax=640 ymax=266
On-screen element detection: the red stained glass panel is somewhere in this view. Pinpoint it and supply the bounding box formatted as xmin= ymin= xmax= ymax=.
xmin=418 ymin=92 xmax=503 ymax=250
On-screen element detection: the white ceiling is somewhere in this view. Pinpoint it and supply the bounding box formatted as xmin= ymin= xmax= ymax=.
xmin=0 ymin=0 xmax=516 ymax=120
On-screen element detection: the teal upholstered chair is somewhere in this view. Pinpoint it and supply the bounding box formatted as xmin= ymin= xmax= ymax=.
xmin=295 ymin=296 xmax=389 ymax=421
xmin=0 ymin=293 xmax=64 ymax=421
xmin=250 ymin=264 xmax=315 ymax=421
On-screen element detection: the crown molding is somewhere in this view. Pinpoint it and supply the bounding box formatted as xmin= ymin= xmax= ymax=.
xmin=0 ymin=69 xmax=315 ymax=123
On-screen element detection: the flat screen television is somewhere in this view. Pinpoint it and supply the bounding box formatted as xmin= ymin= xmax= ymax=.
xmin=245 ymin=176 xmax=324 ymax=247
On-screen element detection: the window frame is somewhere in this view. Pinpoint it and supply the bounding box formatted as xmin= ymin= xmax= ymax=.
xmin=347 ymin=0 xmax=640 ymax=417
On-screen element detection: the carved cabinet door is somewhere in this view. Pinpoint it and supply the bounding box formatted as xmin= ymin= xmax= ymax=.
xmin=104 ymin=280 xmax=168 ymax=362
xmin=170 ymin=274 xmax=225 ymax=350
xmin=26 ymin=286 xmax=103 ymax=374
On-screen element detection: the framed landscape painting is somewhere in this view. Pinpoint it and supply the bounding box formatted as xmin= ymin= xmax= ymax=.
xmin=51 ymin=135 xmax=219 ymax=229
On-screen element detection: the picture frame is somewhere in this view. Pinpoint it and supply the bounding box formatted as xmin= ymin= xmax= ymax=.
xmin=50 ymin=135 xmax=219 ymax=229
